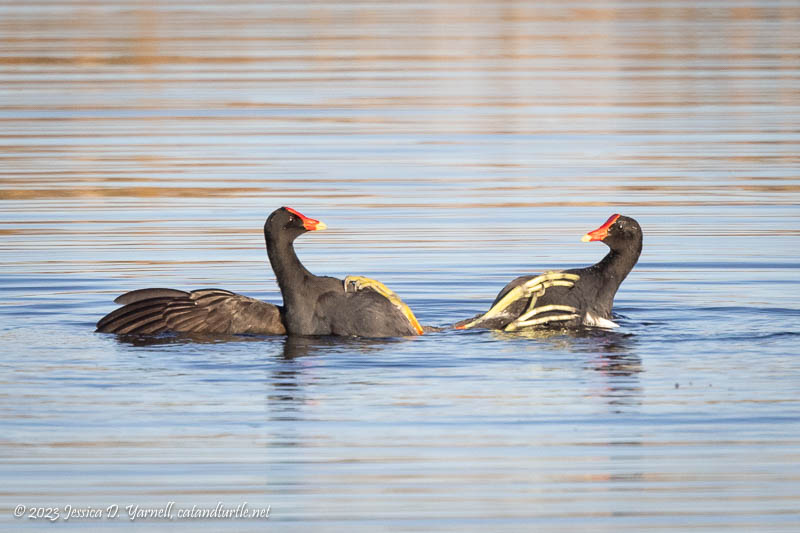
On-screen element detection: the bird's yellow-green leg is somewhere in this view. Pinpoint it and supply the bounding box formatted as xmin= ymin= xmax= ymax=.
xmin=504 ymin=304 xmax=580 ymax=332
xmin=504 ymin=274 xmax=579 ymax=330
xmin=515 ymin=278 xmax=577 ymax=318
xmin=344 ymin=275 xmax=424 ymax=335
xmin=458 ymin=272 xmax=579 ymax=330
xmin=520 ymin=278 xmax=574 ymax=314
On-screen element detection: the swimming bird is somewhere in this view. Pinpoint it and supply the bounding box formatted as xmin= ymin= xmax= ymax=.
xmin=96 ymin=207 xmax=423 ymax=338
xmin=265 ymin=207 xmax=423 ymax=337
xmin=455 ymin=214 xmax=642 ymax=331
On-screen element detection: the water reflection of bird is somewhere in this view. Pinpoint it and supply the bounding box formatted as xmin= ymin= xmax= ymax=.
xmin=96 ymin=207 xmax=423 ymax=338
xmin=280 ymin=334 xmax=395 ymax=359
xmin=456 ymin=215 xmax=643 ymax=332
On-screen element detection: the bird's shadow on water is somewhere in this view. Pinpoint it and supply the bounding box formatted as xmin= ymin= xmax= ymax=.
xmin=278 ymin=334 xmax=399 ymax=359
xmin=104 ymin=331 xmax=405 ymax=424
xmin=492 ymin=326 xmax=642 ymax=370
xmin=104 ymin=325 xmax=644 ymax=413
xmin=106 ymin=330 xmax=404 ymax=358
xmin=569 ymin=329 xmax=644 ymax=409
xmin=105 ymin=324 xmax=643 ymax=377
xmin=483 ymin=324 xmax=644 ymax=409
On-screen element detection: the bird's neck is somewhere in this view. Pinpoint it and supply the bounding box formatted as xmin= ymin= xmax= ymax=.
xmin=592 ymin=240 xmax=642 ymax=309
xmin=265 ymin=231 xmax=313 ymax=304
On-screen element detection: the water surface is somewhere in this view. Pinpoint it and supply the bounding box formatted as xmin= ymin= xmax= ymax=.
xmin=2 ymin=1 xmax=800 ymax=531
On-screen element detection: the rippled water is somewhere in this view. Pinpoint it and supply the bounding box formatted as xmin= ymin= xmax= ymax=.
xmin=2 ymin=1 xmax=800 ymax=531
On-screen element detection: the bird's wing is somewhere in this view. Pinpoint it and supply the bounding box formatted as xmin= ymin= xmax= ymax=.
xmin=96 ymin=288 xmax=285 ymax=335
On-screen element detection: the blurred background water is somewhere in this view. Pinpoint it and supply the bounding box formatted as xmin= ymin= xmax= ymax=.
xmin=1 ymin=0 xmax=799 ymax=531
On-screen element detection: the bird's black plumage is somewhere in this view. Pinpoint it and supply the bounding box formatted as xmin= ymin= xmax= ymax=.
xmin=265 ymin=207 xmax=421 ymax=337
xmin=96 ymin=288 xmax=285 ymax=335
xmin=456 ymin=214 xmax=642 ymax=331
xmin=96 ymin=207 xmax=421 ymax=338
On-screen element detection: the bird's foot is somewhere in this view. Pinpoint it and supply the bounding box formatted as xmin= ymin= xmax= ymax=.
xmin=456 ymin=271 xmax=580 ymax=330
xmin=344 ymin=275 xmax=424 ymax=335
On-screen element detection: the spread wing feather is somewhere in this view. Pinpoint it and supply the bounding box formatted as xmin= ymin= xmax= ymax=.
xmin=97 ymin=288 xmax=285 ymax=335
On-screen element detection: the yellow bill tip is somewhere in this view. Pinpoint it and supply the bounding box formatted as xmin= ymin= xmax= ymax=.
xmin=580 ymin=233 xmax=591 ymax=242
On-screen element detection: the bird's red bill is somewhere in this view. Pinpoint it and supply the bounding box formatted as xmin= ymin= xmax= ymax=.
xmin=582 ymin=214 xmax=620 ymax=242
xmin=284 ymin=207 xmax=327 ymax=231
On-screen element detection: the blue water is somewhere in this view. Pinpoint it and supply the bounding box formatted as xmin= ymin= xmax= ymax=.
xmin=2 ymin=1 xmax=800 ymax=531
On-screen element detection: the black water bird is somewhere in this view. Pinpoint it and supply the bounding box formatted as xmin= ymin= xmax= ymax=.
xmin=265 ymin=207 xmax=423 ymax=337
xmin=455 ymin=214 xmax=642 ymax=331
xmin=96 ymin=207 xmax=422 ymax=338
